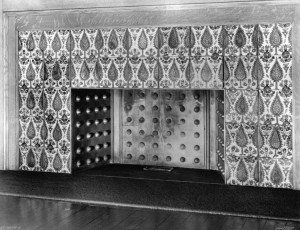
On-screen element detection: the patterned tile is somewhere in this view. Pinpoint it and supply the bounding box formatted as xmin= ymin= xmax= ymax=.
xmin=258 ymin=23 xmax=292 ymax=59
xmin=259 ymin=157 xmax=293 ymax=188
xmin=225 ymin=122 xmax=258 ymax=159
xmin=127 ymin=27 xmax=159 ymax=88
xmin=226 ymin=156 xmax=259 ymax=186
xmin=223 ymin=24 xmax=257 ymax=57
xmin=191 ymin=25 xmax=223 ymax=57
xmin=225 ymin=89 xmax=258 ymax=123
xmin=259 ymin=119 xmax=292 ymax=160
xmin=224 ymin=55 xmax=258 ymax=90
xmin=190 ymin=56 xmax=223 ymax=89
xmin=259 ymin=55 xmax=292 ymax=91
xmin=259 ymin=89 xmax=292 ymax=125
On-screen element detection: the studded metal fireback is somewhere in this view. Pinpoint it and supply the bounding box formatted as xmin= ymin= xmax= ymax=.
xmin=71 ymin=89 xmax=112 ymax=170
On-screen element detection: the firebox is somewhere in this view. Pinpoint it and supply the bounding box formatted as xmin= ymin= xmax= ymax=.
xmin=71 ymin=89 xmax=225 ymax=172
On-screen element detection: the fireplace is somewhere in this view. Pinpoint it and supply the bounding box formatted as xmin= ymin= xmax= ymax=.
xmin=71 ymin=88 xmax=225 ymax=172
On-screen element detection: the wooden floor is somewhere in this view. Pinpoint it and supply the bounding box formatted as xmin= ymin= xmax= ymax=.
xmin=0 ymin=195 xmax=299 ymax=230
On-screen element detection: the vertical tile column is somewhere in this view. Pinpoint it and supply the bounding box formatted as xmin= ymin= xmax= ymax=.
xmin=258 ymin=23 xmax=293 ymax=188
xmin=43 ymin=30 xmax=71 ymax=173
xmin=18 ymin=31 xmax=44 ymax=171
xmin=223 ymin=24 xmax=260 ymax=186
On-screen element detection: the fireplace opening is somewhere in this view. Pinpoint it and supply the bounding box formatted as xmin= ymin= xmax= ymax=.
xmin=71 ymin=88 xmax=225 ymax=180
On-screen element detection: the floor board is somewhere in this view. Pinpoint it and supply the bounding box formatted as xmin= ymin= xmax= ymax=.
xmin=0 ymin=195 xmax=299 ymax=230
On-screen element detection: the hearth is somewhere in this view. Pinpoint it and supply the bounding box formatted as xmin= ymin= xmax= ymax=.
xmin=71 ymin=88 xmax=225 ymax=174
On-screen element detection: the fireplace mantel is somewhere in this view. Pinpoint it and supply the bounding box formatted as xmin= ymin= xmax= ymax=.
xmin=1 ymin=0 xmax=300 ymax=190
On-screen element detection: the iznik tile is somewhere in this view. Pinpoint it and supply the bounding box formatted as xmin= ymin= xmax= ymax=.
xmin=225 ymin=122 xmax=258 ymax=159
xmin=223 ymin=24 xmax=257 ymax=57
xmin=18 ymin=31 xmax=43 ymax=60
xmin=258 ymin=23 xmax=292 ymax=58
xmin=259 ymin=89 xmax=292 ymax=125
xmin=226 ymin=156 xmax=259 ymax=186
xmin=225 ymin=89 xmax=258 ymax=123
xmin=191 ymin=25 xmax=223 ymax=57
xmin=259 ymin=157 xmax=293 ymax=188
xmin=224 ymin=55 xmax=258 ymax=90
xmin=259 ymin=55 xmax=292 ymax=91
xmin=259 ymin=121 xmax=292 ymax=160
xmin=190 ymin=56 xmax=223 ymax=89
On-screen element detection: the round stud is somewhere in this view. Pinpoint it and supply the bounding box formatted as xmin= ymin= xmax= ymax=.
xmin=180 ymin=157 xmax=186 ymax=162
xmin=76 ymin=135 xmax=82 ymax=141
xmin=180 ymin=93 xmax=186 ymax=100
xmin=194 ymin=145 xmax=200 ymax=151
xmin=167 ymin=143 xmax=172 ymax=149
xmin=86 ymin=108 xmax=91 ymax=114
xmin=180 ymin=119 xmax=185 ymax=124
xmin=76 ymin=97 xmax=80 ymax=102
xmin=152 ymin=130 xmax=158 ymax=136
xmin=76 ymin=109 xmax=81 ymax=115
xmin=194 ymin=93 xmax=199 ymax=100
xmin=152 ymin=92 xmax=158 ymax=99
xmin=139 ymin=155 xmax=145 ymax=160
xmin=194 ymin=158 xmax=200 ymax=163
xmin=139 ymin=91 xmax=145 ymax=98
xmin=152 ymin=105 xmax=158 ymax=111
xmin=166 ymin=131 xmax=172 ymax=136
xmin=94 ymin=107 xmax=99 ymax=113
xmin=95 ymin=157 xmax=100 ymax=163
xmin=94 ymin=132 xmax=101 ymax=137
xmin=194 ymin=106 xmax=200 ymax=112
xmin=76 ymin=161 xmax=81 ymax=167
xmin=166 ymin=156 xmax=172 ymax=161
xmin=94 ymin=120 xmax=100 ymax=126
xmin=127 ymin=154 xmax=132 ymax=159
xmin=139 ymin=117 xmax=145 ymax=123
xmin=126 ymin=129 xmax=132 ymax=135
xmin=127 ymin=117 xmax=132 ymax=123
xmin=166 ymin=118 xmax=172 ymax=124
xmin=86 ymin=158 xmax=91 ymax=165
xmin=125 ymin=104 xmax=132 ymax=111
xmin=194 ymin=119 xmax=200 ymax=125
xmin=95 ymin=144 xmax=101 ymax=150
xmin=75 ymin=122 xmax=81 ymax=128
xmin=153 ymin=155 xmax=158 ymax=161
xmin=139 ymin=105 xmax=145 ymax=111
xmin=153 ymin=118 xmax=159 ymax=123
xmin=127 ymin=92 xmax=133 ymax=97
xmin=180 ymin=144 xmax=186 ymax=150
xmin=152 ymin=143 xmax=159 ymax=148
xmin=180 ymin=132 xmax=186 ymax=137
xmin=166 ymin=92 xmax=172 ymax=100
xmin=179 ymin=105 xmax=185 ymax=112
xmin=165 ymin=105 xmax=172 ymax=112
xmin=103 ymin=155 xmax=109 ymax=161
xmin=139 ymin=142 xmax=145 ymax=148
xmin=126 ymin=141 xmax=132 ymax=147
xmin=94 ymin=95 xmax=99 ymax=100
xmin=194 ymin=132 xmax=200 ymax=138
xmin=76 ymin=148 xmax=81 ymax=154
xmin=103 ymin=143 xmax=109 ymax=148
xmin=86 ymin=96 xmax=90 ymax=102
xmin=139 ymin=130 xmax=145 ymax=135
xmin=86 ymin=120 xmax=91 ymax=126
xmin=102 ymin=94 xmax=107 ymax=100
xmin=103 ymin=118 xmax=109 ymax=124
xmin=103 ymin=131 xmax=109 ymax=136
xmin=86 ymin=146 xmax=93 ymax=152
xmin=86 ymin=133 xmax=92 ymax=139
xmin=103 ymin=107 xmax=108 ymax=112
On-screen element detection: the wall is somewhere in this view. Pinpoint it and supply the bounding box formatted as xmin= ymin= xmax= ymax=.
xmin=1 ymin=0 xmax=300 ymax=189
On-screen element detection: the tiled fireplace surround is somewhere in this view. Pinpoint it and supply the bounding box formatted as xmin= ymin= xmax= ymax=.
xmin=2 ymin=2 xmax=300 ymax=190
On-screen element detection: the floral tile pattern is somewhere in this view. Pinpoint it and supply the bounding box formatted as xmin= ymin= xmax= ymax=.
xmin=258 ymin=23 xmax=292 ymax=58
xmin=224 ymin=55 xmax=258 ymax=90
xmin=260 ymin=157 xmax=293 ymax=188
xmin=223 ymin=24 xmax=257 ymax=57
xmin=225 ymin=89 xmax=258 ymax=123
